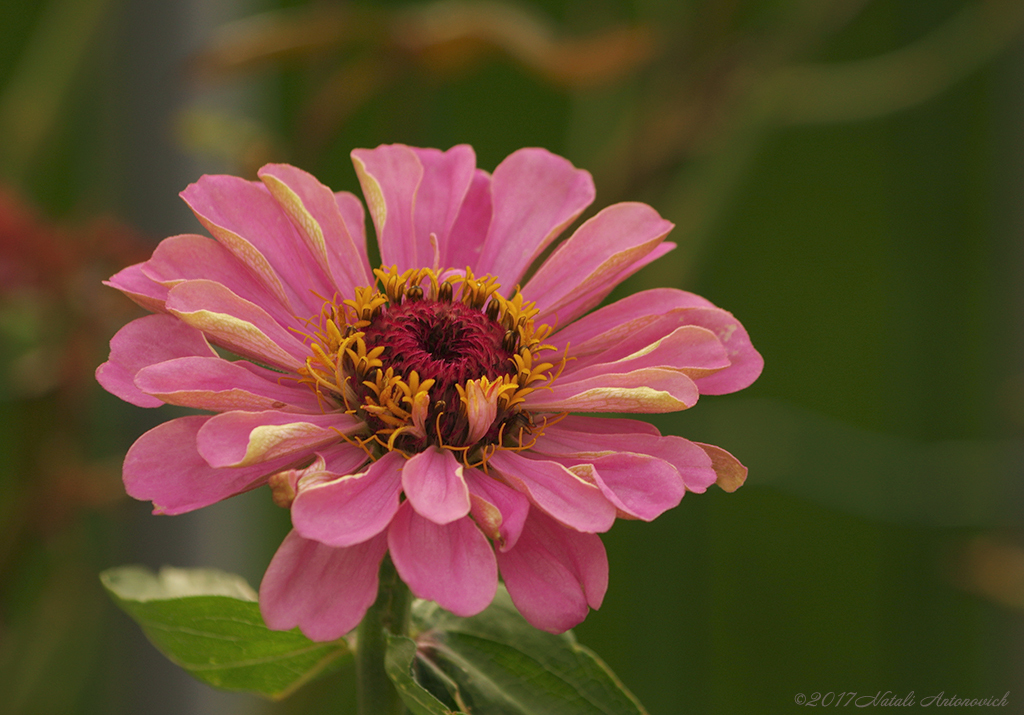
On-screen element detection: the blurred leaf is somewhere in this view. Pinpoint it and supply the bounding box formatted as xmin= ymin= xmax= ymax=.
xmin=766 ymin=0 xmax=1024 ymax=124
xmin=674 ymin=398 xmax=1023 ymax=527
xmin=0 ymin=0 xmax=115 ymax=181
xmin=0 ymin=560 xmax=105 ymax=715
xmin=403 ymin=587 xmax=649 ymax=715
xmin=100 ymin=565 xmax=350 ymax=700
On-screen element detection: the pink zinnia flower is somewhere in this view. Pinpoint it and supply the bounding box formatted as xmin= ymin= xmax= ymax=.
xmin=97 ymin=145 xmax=762 ymax=639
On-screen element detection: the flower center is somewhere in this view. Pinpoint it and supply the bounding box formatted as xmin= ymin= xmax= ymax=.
xmin=361 ymin=297 xmax=511 ymax=402
xmin=299 ymin=266 xmax=564 ymax=462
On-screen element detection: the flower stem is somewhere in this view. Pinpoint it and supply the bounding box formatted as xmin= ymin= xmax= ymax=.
xmin=356 ymin=556 xmax=410 ymax=715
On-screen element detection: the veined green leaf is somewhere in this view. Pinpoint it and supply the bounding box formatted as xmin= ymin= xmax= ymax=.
xmin=400 ymin=587 xmax=649 ymax=715
xmin=385 ymin=634 xmax=463 ymax=715
xmin=101 ymin=565 xmax=350 ymax=700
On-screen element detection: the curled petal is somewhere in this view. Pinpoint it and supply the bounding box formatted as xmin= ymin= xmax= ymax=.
xmin=401 ymin=447 xmax=471 ymax=525
xmin=465 ymin=468 xmax=530 ymax=552
xmin=550 ymin=288 xmax=714 ymax=348
xmin=123 ymin=415 xmax=292 ymax=515
xmin=460 ymin=377 xmax=507 ymax=444
xmin=135 ymin=356 xmax=322 ymax=412
xmin=497 ymin=509 xmax=608 ymax=633
xmin=290 ymin=450 xmax=405 ymax=547
xmin=96 ymin=314 xmax=216 ymax=408
xmin=166 ymin=280 xmax=309 ymax=371
xmin=562 ymin=325 xmax=731 ymax=383
xmin=196 ymin=410 xmax=359 ymax=468
xmin=141 ymin=233 xmax=294 ymax=325
xmin=530 ymin=452 xmax=684 ymax=521
xmin=181 ymin=174 xmax=334 ymax=315
xmin=487 ymin=450 xmax=615 ymax=533
xmin=525 ymin=202 xmax=672 ymax=323
xmin=268 ymin=444 xmax=372 ymax=508
xmin=549 ymin=288 xmax=762 ymax=394
xmin=105 ymin=263 xmax=168 ymax=313
xmin=694 ymin=442 xmax=748 ymax=492
xmin=535 ymin=417 xmax=717 ymax=493
xmin=388 ymin=502 xmax=497 ymax=616
xmin=525 ymin=368 xmax=700 ymax=413
xmin=536 ymin=243 xmax=675 ymax=328
xmin=260 ymin=529 xmax=388 ymax=642
xmin=258 ymin=164 xmax=373 ymax=295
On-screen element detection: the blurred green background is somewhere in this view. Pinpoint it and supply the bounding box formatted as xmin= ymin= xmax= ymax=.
xmin=1 ymin=0 xmax=1022 ymax=713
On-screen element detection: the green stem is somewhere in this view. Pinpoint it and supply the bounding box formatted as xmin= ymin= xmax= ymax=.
xmin=356 ymin=556 xmax=411 ymax=715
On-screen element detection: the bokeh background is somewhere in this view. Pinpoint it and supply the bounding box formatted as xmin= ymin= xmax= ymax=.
xmin=2 ymin=0 xmax=1022 ymax=713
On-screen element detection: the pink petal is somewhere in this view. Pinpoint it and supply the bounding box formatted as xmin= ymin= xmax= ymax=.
xmin=542 ymin=414 xmax=660 ymax=437
xmin=258 ymin=164 xmax=374 ymax=295
xmin=166 ymin=280 xmax=309 ymax=371
xmin=547 ymin=288 xmax=763 ymax=394
xmin=334 ymin=191 xmax=370 ymax=269
xmin=290 ymin=450 xmax=405 ymax=547
xmin=562 ymin=325 xmax=730 ymax=383
xmin=260 ymin=529 xmax=388 ymax=641
xmin=535 ymin=417 xmax=717 ymax=493
xmin=475 ymin=148 xmax=595 ymax=289
xmin=497 ymin=509 xmax=608 ymax=633
xmin=444 ymin=168 xmax=492 ymax=270
xmin=196 ymin=409 xmax=357 ymax=468
xmin=524 ymin=202 xmax=672 ymax=322
xmin=351 ymin=144 xmax=424 ymax=272
xmin=123 ymin=415 xmax=292 ymax=515
xmin=387 ymin=501 xmax=497 ymax=616
xmin=401 ymin=447 xmax=471 ymax=525
xmin=96 ymin=314 xmax=216 ymax=408
xmin=181 ymin=174 xmax=333 ymax=315
xmin=694 ymin=442 xmax=748 ymax=492
xmin=105 ymin=263 xmax=169 ymax=313
xmin=536 ymin=241 xmax=675 ymax=327
xmin=464 ymin=468 xmax=529 ymax=552
xmin=531 ymin=452 xmax=684 ymax=521
xmin=141 ymin=233 xmax=294 ymax=326
xmin=487 ymin=451 xmax=616 ymax=533
xmin=550 ymin=288 xmax=716 ymax=349
xmin=525 ymin=368 xmax=700 ymax=413
xmin=135 ymin=356 xmax=322 ymax=412
xmin=681 ymin=308 xmax=763 ymax=395
xmin=410 ymin=146 xmax=477 ymax=269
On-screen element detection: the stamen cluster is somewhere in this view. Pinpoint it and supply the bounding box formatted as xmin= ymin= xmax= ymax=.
xmin=300 ymin=266 xmax=562 ymax=460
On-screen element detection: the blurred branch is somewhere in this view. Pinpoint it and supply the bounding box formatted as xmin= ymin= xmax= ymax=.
xmin=767 ymin=0 xmax=1024 ymax=124
xmin=0 ymin=0 xmax=116 ymax=183
xmin=185 ymin=0 xmax=657 ymax=164
xmin=187 ymin=5 xmax=384 ymax=79
xmin=955 ymin=536 xmax=1024 ymax=611
xmin=392 ymin=0 xmax=655 ymax=88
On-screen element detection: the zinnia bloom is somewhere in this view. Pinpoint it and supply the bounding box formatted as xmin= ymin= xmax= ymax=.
xmin=97 ymin=145 xmax=761 ymax=639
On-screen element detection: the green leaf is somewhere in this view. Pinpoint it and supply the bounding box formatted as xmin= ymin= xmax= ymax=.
xmin=385 ymin=633 xmax=463 ymax=715
xmin=407 ymin=588 xmax=649 ymax=715
xmin=100 ymin=565 xmax=350 ymax=700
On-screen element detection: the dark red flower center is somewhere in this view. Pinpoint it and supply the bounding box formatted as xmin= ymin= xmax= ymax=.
xmin=362 ymin=297 xmax=513 ymax=406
